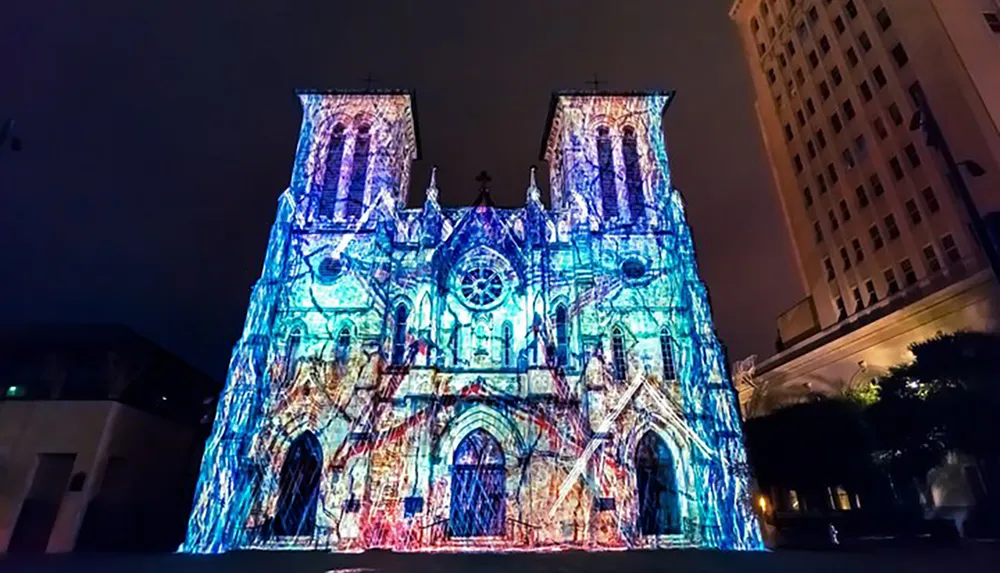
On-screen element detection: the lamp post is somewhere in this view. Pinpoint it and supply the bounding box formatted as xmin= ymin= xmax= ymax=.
xmin=909 ymin=92 xmax=998 ymax=284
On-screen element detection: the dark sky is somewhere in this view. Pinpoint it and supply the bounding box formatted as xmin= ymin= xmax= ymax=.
xmin=1 ymin=0 xmax=800 ymax=379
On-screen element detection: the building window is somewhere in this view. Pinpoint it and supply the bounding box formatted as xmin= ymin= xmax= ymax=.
xmin=922 ymin=187 xmax=940 ymax=213
xmin=845 ymin=0 xmax=858 ymax=19
xmin=829 ymin=209 xmax=839 ymax=231
xmin=855 ymin=185 xmax=869 ymax=208
xmin=555 ymin=304 xmax=569 ymax=367
xmin=852 ymin=287 xmax=865 ymax=312
xmin=855 ymin=134 xmax=868 ymax=160
xmin=859 ymin=31 xmax=872 ymax=52
xmin=891 ymin=43 xmax=910 ymax=68
xmin=839 ymin=199 xmax=851 ymax=221
xmin=985 ymin=13 xmax=1000 ymax=34
xmin=346 ymin=124 xmax=372 ymax=219
xmin=824 ymin=257 xmax=836 ymax=281
xmin=843 ymin=148 xmax=855 ymax=169
xmin=884 ymin=268 xmax=900 ymax=294
xmin=808 ymin=140 xmax=817 ymax=159
xmin=611 ymin=327 xmax=627 ymax=381
xmin=818 ymin=173 xmax=828 ymax=194
xmin=870 ymin=173 xmax=884 ymax=196
xmin=876 ymin=8 xmax=893 ymax=31
xmin=873 ymin=117 xmax=888 ymax=140
xmin=904 ymin=143 xmax=921 ymax=168
xmin=869 ymin=225 xmax=884 ymax=250
xmin=923 ymin=245 xmax=942 ymax=273
xmin=831 ymin=112 xmax=843 ymax=133
xmin=797 ymin=109 xmax=806 ymax=126
xmin=888 ymin=103 xmax=904 ymax=126
xmin=846 ymin=47 xmax=858 ymax=67
xmin=819 ymin=80 xmax=831 ymax=100
xmin=784 ymin=123 xmax=794 ymax=141
xmin=814 ymin=221 xmax=824 ymax=244
xmin=905 ymin=199 xmax=923 ymax=225
xmin=885 ymin=214 xmax=901 ymax=240
xmin=865 ymin=280 xmax=878 ymax=305
xmin=828 ymin=163 xmax=839 ymax=184
xmin=889 ymin=156 xmax=905 ymax=180
xmin=319 ymin=123 xmax=347 ymax=219
xmin=831 ymin=66 xmax=843 ymax=86
xmin=941 ymin=234 xmax=961 ymax=263
xmin=873 ymin=65 xmax=887 ymax=88
xmin=660 ymin=327 xmax=677 ymax=381
xmin=804 ymin=186 xmax=814 ymax=207
xmin=778 ymin=53 xmax=788 ymax=68
xmin=597 ymin=127 xmax=619 ymax=219
xmin=840 ymin=247 xmax=852 ymax=270
xmin=835 ymin=296 xmax=848 ymax=320
xmin=820 ymin=35 xmax=831 ymax=54
xmin=816 ymin=128 xmax=827 ymax=148
xmin=786 ymin=40 xmax=797 ymax=56
xmin=391 ymin=304 xmax=410 ymax=365
xmin=808 ymin=6 xmax=818 ymax=22
xmin=806 ymin=97 xmax=816 ymax=115
xmin=852 ymin=238 xmax=865 ymax=262
xmin=794 ymin=154 xmax=804 ymax=173
xmin=751 ymin=17 xmax=760 ymax=33
xmin=622 ymin=126 xmax=645 ymax=221
xmin=901 ymin=258 xmax=917 ymax=285
xmin=808 ymin=50 xmax=819 ymax=68
xmin=501 ymin=322 xmax=513 ymax=367
xmin=843 ymin=99 xmax=856 ymax=120
xmin=834 ymin=15 xmax=845 ymax=34
xmin=860 ymin=80 xmax=873 ymax=102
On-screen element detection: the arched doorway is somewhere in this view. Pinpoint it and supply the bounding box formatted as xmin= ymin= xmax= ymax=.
xmin=450 ymin=429 xmax=505 ymax=537
xmin=274 ymin=432 xmax=322 ymax=537
xmin=635 ymin=431 xmax=680 ymax=535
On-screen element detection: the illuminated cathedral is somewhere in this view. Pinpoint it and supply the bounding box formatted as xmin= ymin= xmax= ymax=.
xmin=182 ymin=89 xmax=762 ymax=553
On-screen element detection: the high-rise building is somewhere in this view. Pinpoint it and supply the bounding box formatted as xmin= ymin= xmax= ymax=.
xmin=729 ymin=0 xmax=1000 ymax=417
xmin=180 ymin=89 xmax=762 ymax=553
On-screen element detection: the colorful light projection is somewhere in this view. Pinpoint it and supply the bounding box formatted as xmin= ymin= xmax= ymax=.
xmin=182 ymin=90 xmax=762 ymax=554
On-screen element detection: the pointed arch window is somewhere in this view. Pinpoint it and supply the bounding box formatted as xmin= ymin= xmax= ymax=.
xmin=622 ymin=126 xmax=645 ymax=221
xmin=597 ymin=126 xmax=619 ymax=219
xmin=555 ymin=305 xmax=568 ymax=367
xmin=611 ymin=327 xmax=626 ymax=382
xmin=660 ymin=327 xmax=676 ymax=381
xmin=346 ymin=124 xmax=371 ymax=219
xmin=319 ymin=123 xmax=346 ymax=219
xmin=336 ymin=326 xmax=351 ymax=364
xmin=391 ymin=304 xmax=408 ymax=365
xmin=285 ymin=330 xmax=302 ymax=384
xmin=501 ymin=321 xmax=513 ymax=367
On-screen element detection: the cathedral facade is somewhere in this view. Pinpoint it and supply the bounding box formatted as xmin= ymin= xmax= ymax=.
xmin=182 ymin=90 xmax=762 ymax=553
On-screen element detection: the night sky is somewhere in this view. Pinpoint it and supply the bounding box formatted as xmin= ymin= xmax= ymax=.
xmin=1 ymin=0 xmax=800 ymax=379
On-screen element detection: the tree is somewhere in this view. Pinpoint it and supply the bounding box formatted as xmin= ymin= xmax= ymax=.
xmin=868 ymin=331 xmax=1000 ymax=503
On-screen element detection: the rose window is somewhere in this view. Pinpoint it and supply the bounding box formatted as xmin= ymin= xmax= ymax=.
xmin=458 ymin=266 xmax=504 ymax=308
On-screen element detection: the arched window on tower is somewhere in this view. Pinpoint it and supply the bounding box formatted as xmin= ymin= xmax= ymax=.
xmin=501 ymin=321 xmax=513 ymax=368
xmin=555 ymin=305 xmax=568 ymax=367
xmin=346 ymin=124 xmax=371 ymax=219
xmin=336 ymin=326 xmax=351 ymax=365
xmin=318 ymin=123 xmax=346 ymax=220
xmin=660 ymin=327 xmax=676 ymax=382
xmin=622 ymin=126 xmax=645 ymax=221
xmin=391 ymin=304 xmax=408 ymax=366
xmin=611 ymin=327 xmax=626 ymax=382
xmin=597 ymin=126 xmax=619 ymax=219
xmin=285 ymin=330 xmax=302 ymax=384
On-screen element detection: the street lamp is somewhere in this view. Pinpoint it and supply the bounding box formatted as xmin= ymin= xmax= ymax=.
xmin=909 ymin=92 xmax=1000 ymax=284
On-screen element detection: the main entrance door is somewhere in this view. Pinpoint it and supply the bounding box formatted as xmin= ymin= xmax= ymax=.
xmin=274 ymin=432 xmax=322 ymax=537
xmin=636 ymin=431 xmax=681 ymax=535
xmin=450 ymin=429 xmax=505 ymax=537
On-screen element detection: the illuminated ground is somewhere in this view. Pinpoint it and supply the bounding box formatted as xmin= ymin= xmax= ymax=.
xmin=4 ymin=545 xmax=999 ymax=573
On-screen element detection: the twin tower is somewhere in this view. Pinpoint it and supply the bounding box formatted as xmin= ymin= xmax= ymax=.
xmin=182 ymin=90 xmax=762 ymax=553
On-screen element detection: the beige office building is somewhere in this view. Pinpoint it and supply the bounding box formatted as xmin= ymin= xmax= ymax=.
xmin=728 ymin=0 xmax=1000 ymax=424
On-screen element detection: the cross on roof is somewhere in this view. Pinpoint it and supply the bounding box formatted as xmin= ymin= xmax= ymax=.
xmin=475 ymin=170 xmax=492 ymax=189
xmin=362 ymin=72 xmax=378 ymax=91
xmin=585 ymin=73 xmax=607 ymax=92
xmin=473 ymin=171 xmax=495 ymax=208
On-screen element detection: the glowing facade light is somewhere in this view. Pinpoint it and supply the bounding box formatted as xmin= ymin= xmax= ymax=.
xmin=181 ymin=90 xmax=763 ymax=553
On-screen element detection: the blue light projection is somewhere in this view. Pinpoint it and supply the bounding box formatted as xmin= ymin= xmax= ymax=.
xmin=181 ymin=89 xmax=763 ymax=553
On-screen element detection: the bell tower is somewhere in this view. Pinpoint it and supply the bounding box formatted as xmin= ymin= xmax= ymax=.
xmin=290 ymin=90 xmax=420 ymax=227
xmin=540 ymin=91 xmax=675 ymax=227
